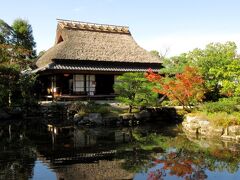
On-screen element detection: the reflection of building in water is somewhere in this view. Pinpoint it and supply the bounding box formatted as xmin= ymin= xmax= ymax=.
xmin=73 ymin=129 xmax=97 ymax=148
xmin=47 ymin=124 xmax=131 ymax=148
xmin=114 ymin=130 xmax=130 ymax=143
xmin=55 ymin=160 xmax=134 ymax=180
xmin=38 ymin=125 xmax=133 ymax=180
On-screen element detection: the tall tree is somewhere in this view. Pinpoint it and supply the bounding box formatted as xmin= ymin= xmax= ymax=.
xmin=0 ymin=19 xmax=37 ymax=107
xmin=188 ymin=41 xmax=237 ymax=100
xmin=0 ymin=19 xmax=14 ymax=63
xmin=12 ymin=18 xmax=36 ymax=58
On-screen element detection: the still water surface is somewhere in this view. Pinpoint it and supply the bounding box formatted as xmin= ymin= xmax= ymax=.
xmin=0 ymin=119 xmax=240 ymax=180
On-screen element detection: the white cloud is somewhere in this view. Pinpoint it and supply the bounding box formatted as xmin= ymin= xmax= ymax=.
xmin=138 ymin=33 xmax=240 ymax=57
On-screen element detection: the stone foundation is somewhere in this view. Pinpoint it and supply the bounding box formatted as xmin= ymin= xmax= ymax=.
xmin=182 ymin=114 xmax=240 ymax=142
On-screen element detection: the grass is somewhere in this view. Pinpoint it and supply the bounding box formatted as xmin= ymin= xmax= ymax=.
xmin=190 ymin=97 xmax=240 ymax=127
xmin=190 ymin=111 xmax=240 ymax=127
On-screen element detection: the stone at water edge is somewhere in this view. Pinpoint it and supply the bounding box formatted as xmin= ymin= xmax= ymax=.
xmin=134 ymin=110 xmax=151 ymax=120
xmin=73 ymin=114 xmax=82 ymax=122
xmin=88 ymin=113 xmax=103 ymax=125
xmin=228 ymin=125 xmax=240 ymax=136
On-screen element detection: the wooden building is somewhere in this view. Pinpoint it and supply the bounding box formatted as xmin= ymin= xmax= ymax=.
xmin=34 ymin=19 xmax=161 ymax=100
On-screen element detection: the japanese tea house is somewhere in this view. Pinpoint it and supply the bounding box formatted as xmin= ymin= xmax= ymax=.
xmin=34 ymin=19 xmax=161 ymax=100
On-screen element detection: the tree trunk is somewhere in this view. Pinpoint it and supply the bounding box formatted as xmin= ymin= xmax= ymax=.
xmin=128 ymin=105 xmax=132 ymax=113
xmin=158 ymin=95 xmax=167 ymax=104
xmin=8 ymin=90 xmax=11 ymax=107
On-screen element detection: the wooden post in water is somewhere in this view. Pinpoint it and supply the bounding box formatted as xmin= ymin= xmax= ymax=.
xmin=8 ymin=124 xmax=11 ymax=141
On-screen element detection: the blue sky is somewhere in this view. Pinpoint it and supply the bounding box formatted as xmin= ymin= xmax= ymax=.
xmin=1 ymin=0 xmax=240 ymax=56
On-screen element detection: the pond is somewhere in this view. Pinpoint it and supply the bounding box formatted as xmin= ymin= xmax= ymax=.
xmin=0 ymin=119 xmax=240 ymax=180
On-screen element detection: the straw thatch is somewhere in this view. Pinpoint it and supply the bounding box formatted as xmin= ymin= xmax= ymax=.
xmin=36 ymin=19 xmax=161 ymax=68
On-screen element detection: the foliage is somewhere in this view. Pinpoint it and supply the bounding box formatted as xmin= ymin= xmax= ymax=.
xmin=0 ymin=18 xmax=35 ymax=68
xmin=199 ymin=98 xmax=239 ymax=114
xmin=150 ymin=50 xmax=160 ymax=58
xmin=0 ymin=64 xmax=20 ymax=107
xmin=193 ymin=97 xmax=240 ymax=127
xmin=191 ymin=111 xmax=240 ymax=127
xmin=146 ymin=66 xmax=205 ymax=112
xmin=69 ymin=101 xmax=111 ymax=116
xmin=114 ymin=73 xmax=158 ymax=113
xmin=207 ymin=112 xmax=240 ymax=127
xmin=158 ymin=42 xmax=239 ymax=101
xmin=18 ymin=73 xmax=38 ymax=106
xmin=12 ymin=18 xmax=36 ymax=58
xmin=0 ymin=18 xmax=37 ymax=107
xmin=219 ymin=59 xmax=240 ymax=96
xmin=159 ymin=53 xmax=190 ymax=76
xmin=188 ymin=41 xmax=238 ymax=100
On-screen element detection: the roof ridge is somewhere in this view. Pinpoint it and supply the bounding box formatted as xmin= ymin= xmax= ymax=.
xmin=56 ymin=18 xmax=130 ymax=34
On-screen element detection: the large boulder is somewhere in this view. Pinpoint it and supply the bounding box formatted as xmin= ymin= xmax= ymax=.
xmin=198 ymin=120 xmax=210 ymax=135
xmin=207 ymin=126 xmax=224 ymax=137
xmin=73 ymin=114 xmax=82 ymax=122
xmin=228 ymin=125 xmax=240 ymax=136
xmin=88 ymin=113 xmax=103 ymax=125
xmin=134 ymin=110 xmax=151 ymax=120
xmin=120 ymin=113 xmax=135 ymax=120
xmin=183 ymin=115 xmax=225 ymax=137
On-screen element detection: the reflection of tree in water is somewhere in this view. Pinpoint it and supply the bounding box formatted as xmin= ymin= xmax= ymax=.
xmin=146 ymin=134 xmax=240 ymax=180
xmin=0 ymin=121 xmax=37 ymax=180
xmin=148 ymin=150 xmax=208 ymax=180
xmin=118 ymin=128 xmax=240 ymax=179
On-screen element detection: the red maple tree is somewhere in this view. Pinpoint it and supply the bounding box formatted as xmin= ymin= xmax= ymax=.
xmin=145 ymin=66 xmax=204 ymax=112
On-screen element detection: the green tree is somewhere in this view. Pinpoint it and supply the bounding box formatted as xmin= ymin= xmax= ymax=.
xmin=188 ymin=41 xmax=237 ymax=100
xmin=159 ymin=53 xmax=190 ymax=76
xmin=0 ymin=18 xmax=37 ymax=107
xmin=12 ymin=18 xmax=36 ymax=58
xmin=114 ymin=72 xmax=158 ymax=113
xmin=0 ymin=19 xmax=15 ymax=63
xmin=150 ymin=50 xmax=160 ymax=58
xmin=220 ymin=59 xmax=240 ymax=96
xmin=0 ymin=64 xmax=20 ymax=107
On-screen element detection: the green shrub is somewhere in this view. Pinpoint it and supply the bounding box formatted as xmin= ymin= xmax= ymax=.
xmin=91 ymin=105 xmax=110 ymax=115
xmin=191 ymin=111 xmax=240 ymax=127
xmin=70 ymin=101 xmax=111 ymax=116
xmin=199 ymin=98 xmax=239 ymax=114
xmin=207 ymin=112 xmax=240 ymax=127
xmin=69 ymin=101 xmax=88 ymax=113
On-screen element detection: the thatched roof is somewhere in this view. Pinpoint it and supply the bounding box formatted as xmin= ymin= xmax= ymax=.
xmin=36 ymin=19 xmax=161 ymax=68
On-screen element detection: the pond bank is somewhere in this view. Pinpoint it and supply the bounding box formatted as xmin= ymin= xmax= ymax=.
xmin=182 ymin=114 xmax=240 ymax=143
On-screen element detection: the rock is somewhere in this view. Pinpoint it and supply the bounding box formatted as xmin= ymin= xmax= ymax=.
xmin=120 ymin=113 xmax=135 ymax=120
xmin=221 ymin=135 xmax=236 ymax=141
xmin=198 ymin=120 xmax=210 ymax=127
xmin=198 ymin=120 xmax=210 ymax=135
xmin=88 ymin=113 xmax=102 ymax=125
xmin=134 ymin=110 xmax=151 ymax=120
xmin=207 ymin=126 xmax=224 ymax=137
xmin=185 ymin=115 xmax=199 ymax=124
xmin=182 ymin=117 xmax=201 ymax=134
xmin=78 ymin=116 xmax=90 ymax=125
xmin=228 ymin=125 xmax=240 ymax=136
xmin=236 ymin=135 xmax=240 ymax=142
xmin=0 ymin=109 xmax=10 ymax=120
xmin=73 ymin=114 xmax=82 ymax=122
xmin=103 ymin=115 xmax=119 ymax=125
xmin=10 ymin=107 xmax=22 ymax=116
